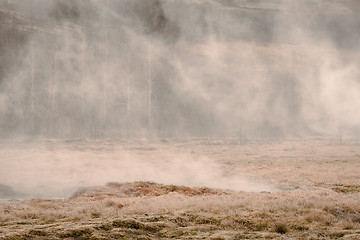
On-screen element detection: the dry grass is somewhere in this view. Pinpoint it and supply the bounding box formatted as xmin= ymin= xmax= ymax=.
xmin=0 ymin=137 xmax=360 ymax=239
xmin=0 ymin=183 xmax=359 ymax=239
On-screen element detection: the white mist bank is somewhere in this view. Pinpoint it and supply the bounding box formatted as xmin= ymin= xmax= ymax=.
xmin=0 ymin=141 xmax=274 ymax=198
xmin=0 ymin=0 xmax=360 ymax=139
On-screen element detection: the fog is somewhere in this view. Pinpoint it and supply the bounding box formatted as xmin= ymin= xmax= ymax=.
xmin=0 ymin=139 xmax=278 ymax=198
xmin=1 ymin=0 xmax=360 ymax=139
xmin=0 ymin=0 xmax=360 ymax=197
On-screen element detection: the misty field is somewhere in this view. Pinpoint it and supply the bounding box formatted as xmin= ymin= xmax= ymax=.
xmin=1 ymin=0 xmax=360 ymax=239
xmin=0 ymin=138 xmax=359 ymax=239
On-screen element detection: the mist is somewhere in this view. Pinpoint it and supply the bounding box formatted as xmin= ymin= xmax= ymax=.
xmin=1 ymin=0 xmax=360 ymax=139
xmin=1 ymin=0 xmax=360 ymax=197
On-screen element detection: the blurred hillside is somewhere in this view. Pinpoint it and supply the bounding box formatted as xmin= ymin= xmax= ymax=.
xmin=0 ymin=0 xmax=359 ymax=139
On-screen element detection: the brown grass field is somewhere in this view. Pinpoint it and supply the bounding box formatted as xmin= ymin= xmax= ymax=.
xmin=0 ymin=137 xmax=360 ymax=239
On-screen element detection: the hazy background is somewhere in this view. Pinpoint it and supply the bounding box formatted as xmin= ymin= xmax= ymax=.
xmin=1 ymin=0 xmax=360 ymax=197
xmin=0 ymin=0 xmax=359 ymax=140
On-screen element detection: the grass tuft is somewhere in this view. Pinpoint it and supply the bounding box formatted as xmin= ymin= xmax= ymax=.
xmin=58 ymin=228 xmax=93 ymax=238
xmin=274 ymin=223 xmax=287 ymax=234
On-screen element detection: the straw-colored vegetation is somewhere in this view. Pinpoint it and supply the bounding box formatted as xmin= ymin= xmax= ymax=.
xmin=0 ymin=138 xmax=360 ymax=239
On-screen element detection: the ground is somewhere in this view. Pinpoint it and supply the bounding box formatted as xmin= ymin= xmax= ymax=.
xmin=0 ymin=137 xmax=360 ymax=239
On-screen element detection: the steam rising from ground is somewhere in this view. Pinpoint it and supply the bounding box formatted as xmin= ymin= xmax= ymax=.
xmin=0 ymin=140 xmax=274 ymax=198
xmin=0 ymin=0 xmax=360 ymax=196
xmin=1 ymin=0 xmax=360 ymax=139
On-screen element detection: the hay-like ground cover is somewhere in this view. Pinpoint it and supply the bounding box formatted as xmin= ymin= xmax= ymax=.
xmin=0 ymin=138 xmax=360 ymax=239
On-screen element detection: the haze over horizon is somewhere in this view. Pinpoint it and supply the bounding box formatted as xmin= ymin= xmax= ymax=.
xmin=1 ymin=0 xmax=360 ymax=140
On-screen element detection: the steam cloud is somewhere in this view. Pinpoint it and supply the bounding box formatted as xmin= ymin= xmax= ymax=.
xmin=0 ymin=0 xmax=360 ymax=196
xmin=0 ymin=0 xmax=360 ymax=139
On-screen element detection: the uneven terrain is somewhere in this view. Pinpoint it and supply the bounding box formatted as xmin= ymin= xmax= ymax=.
xmin=0 ymin=137 xmax=360 ymax=239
